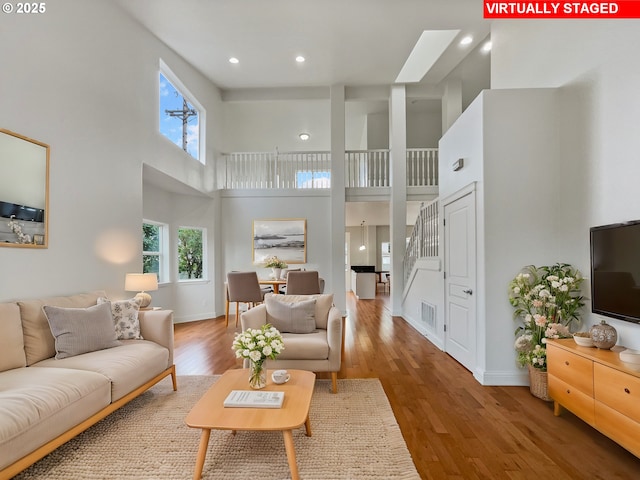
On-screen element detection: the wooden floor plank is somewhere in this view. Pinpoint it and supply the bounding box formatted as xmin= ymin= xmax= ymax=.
xmin=173 ymin=292 xmax=640 ymax=479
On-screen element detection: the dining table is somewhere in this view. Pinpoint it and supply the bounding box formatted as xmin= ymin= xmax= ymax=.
xmin=258 ymin=278 xmax=287 ymax=294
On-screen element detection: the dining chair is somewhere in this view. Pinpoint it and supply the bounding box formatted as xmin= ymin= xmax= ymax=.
xmin=381 ymin=272 xmax=390 ymax=293
xmin=285 ymin=270 xmax=322 ymax=295
xmin=225 ymin=271 xmax=266 ymax=327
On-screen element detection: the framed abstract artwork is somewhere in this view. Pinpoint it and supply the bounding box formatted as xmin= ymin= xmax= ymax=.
xmin=252 ymin=218 xmax=306 ymax=264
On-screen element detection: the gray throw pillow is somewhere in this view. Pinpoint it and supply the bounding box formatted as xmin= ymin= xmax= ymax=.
xmin=43 ymin=302 xmax=121 ymax=359
xmin=265 ymin=297 xmax=317 ymax=334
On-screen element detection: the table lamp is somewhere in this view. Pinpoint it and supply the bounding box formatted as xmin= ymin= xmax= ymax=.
xmin=125 ymin=273 xmax=158 ymax=308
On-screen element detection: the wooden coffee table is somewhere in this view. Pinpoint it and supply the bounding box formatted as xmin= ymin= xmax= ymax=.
xmin=185 ymin=368 xmax=316 ymax=480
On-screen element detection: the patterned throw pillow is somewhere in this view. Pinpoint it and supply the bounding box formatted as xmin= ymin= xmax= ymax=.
xmin=98 ymin=297 xmax=143 ymax=340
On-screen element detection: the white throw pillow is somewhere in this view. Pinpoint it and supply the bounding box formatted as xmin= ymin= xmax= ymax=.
xmin=98 ymin=297 xmax=143 ymax=340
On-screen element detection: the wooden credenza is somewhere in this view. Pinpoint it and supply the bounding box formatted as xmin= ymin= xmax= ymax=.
xmin=547 ymin=338 xmax=640 ymax=458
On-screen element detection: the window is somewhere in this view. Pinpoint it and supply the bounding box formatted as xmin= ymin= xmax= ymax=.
xmin=381 ymin=242 xmax=391 ymax=270
xmin=143 ymin=221 xmax=168 ymax=283
xmin=296 ymin=171 xmax=331 ymax=188
xmin=178 ymin=227 xmax=205 ymax=280
xmin=159 ymin=60 xmax=205 ymax=163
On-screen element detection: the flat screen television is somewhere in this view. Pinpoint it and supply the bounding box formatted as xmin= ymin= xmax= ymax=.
xmin=0 ymin=200 xmax=44 ymax=223
xmin=590 ymin=220 xmax=640 ymax=324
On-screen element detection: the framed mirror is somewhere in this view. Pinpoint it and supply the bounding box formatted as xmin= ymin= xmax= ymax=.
xmin=0 ymin=129 xmax=50 ymax=248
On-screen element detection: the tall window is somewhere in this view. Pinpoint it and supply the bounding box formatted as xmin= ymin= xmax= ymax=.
xmin=178 ymin=227 xmax=205 ymax=280
xmin=159 ymin=61 xmax=205 ymax=163
xmin=143 ymin=221 xmax=168 ymax=283
xmin=381 ymin=242 xmax=391 ymax=270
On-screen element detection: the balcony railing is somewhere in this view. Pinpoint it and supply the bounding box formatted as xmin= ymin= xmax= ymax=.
xmin=406 ymin=148 xmax=438 ymax=187
xmin=404 ymin=198 xmax=439 ymax=283
xmin=220 ymin=148 xmax=438 ymax=189
xmin=222 ymin=151 xmax=331 ymax=189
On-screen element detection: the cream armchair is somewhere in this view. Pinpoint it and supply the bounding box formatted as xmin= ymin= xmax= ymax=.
xmin=240 ymin=293 xmax=344 ymax=393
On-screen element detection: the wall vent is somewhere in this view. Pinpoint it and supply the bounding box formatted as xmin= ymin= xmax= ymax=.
xmin=421 ymin=301 xmax=436 ymax=329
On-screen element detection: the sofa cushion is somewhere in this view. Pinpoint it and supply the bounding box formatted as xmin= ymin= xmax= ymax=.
xmin=267 ymin=294 xmax=334 ymax=329
xmin=0 ymin=302 xmax=26 ymax=372
xmin=98 ymin=297 xmax=143 ymax=340
xmin=0 ymin=367 xmax=111 ymax=471
xmin=33 ymin=341 xmax=170 ymax=401
xmin=43 ymin=302 xmax=121 ymax=359
xmin=265 ymin=297 xmax=316 ymax=333
xmin=18 ymin=291 xmax=105 ymax=365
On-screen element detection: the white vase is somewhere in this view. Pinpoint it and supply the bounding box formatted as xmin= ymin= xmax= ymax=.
xmin=271 ymin=267 xmax=282 ymax=280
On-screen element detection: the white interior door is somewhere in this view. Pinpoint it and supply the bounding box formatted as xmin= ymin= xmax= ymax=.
xmin=444 ymin=190 xmax=476 ymax=372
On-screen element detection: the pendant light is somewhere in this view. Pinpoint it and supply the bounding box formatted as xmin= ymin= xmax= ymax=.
xmin=359 ymin=221 xmax=366 ymax=251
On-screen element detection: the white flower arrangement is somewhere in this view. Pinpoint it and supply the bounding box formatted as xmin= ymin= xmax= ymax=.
xmin=263 ymin=255 xmax=287 ymax=269
xmin=7 ymin=215 xmax=32 ymax=244
xmin=232 ymin=324 xmax=285 ymax=388
xmin=232 ymin=323 xmax=285 ymax=365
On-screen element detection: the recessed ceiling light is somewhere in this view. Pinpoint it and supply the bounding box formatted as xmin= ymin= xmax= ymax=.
xmin=299 ymin=133 xmax=310 ymax=141
xmin=460 ymin=35 xmax=473 ymax=46
xmin=482 ymin=41 xmax=492 ymax=53
xmin=229 ymin=57 xmax=239 ymax=64
xmin=295 ymin=55 xmax=305 ymax=63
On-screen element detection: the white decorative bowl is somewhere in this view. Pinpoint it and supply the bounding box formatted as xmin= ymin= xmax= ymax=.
xmin=573 ymin=334 xmax=594 ymax=347
xmin=619 ymin=349 xmax=640 ymax=364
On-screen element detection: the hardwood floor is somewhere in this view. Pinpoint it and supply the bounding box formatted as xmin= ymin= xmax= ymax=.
xmin=173 ymin=292 xmax=640 ymax=479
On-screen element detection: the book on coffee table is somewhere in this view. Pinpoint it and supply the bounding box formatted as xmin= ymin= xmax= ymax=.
xmin=223 ymin=390 xmax=285 ymax=408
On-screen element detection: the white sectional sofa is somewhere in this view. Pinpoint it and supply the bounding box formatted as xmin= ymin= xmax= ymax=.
xmin=0 ymin=291 xmax=176 ymax=479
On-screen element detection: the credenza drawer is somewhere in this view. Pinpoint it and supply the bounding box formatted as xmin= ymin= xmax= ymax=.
xmin=595 ymin=400 xmax=640 ymax=458
xmin=594 ymin=363 xmax=640 ymax=423
xmin=547 ymin=344 xmax=594 ymax=396
xmin=548 ymin=374 xmax=595 ymax=426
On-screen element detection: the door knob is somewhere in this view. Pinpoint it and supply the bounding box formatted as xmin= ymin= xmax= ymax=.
xmin=463 ymin=289 xmax=473 ymax=295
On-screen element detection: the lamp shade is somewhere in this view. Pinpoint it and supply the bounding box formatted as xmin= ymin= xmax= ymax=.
xmin=125 ymin=273 xmax=158 ymax=292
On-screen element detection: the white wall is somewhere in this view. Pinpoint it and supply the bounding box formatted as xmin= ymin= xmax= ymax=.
xmin=143 ymin=183 xmax=217 ymax=322
xmin=491 ymin=20 xmax=640 ymax=349
xmin=219 ymin=191 xmax=333 ymax=292
xmin=406 ymin=112 xmax=441 ymax=148
xmin=435 ymin=89 xmax=562 ymax=385
xmin=402 ymin=259 xmax=443 ymax=346
xmin=366 ymin=113 xmax=389 ymax=149
xmin=222 ymin=100 xmax=330 ymax=152
xmin=0 ymin=0 xmax=221 ymax=304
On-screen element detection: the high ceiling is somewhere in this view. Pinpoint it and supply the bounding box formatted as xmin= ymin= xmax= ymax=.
xmin=128 ymin=1 xmax=489 ymax=225
xmin=114 ymin=0 xmax=491 ymax=92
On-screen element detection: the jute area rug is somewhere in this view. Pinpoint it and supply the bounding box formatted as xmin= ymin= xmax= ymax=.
xmin=15 ymin=376 xmax=420 ymax=480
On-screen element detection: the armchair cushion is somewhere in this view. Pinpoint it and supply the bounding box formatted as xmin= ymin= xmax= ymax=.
xmin=265 ymin=294 xmax=334 ymax=329
xmin=278 ymin=331 xmax=329 ymax=360
xmin=265 ymin=297 xmax=316 ymax=334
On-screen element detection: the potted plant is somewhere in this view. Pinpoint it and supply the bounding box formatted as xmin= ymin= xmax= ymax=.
xmin=508 ymin=263 xmax=585 ymax=400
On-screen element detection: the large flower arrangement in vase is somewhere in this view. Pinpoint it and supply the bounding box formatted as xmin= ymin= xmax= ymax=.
xmin=232 ymin=324 xmax=284 ymax=389
xmin=509 ymin=263 xmax=585 ymax=399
